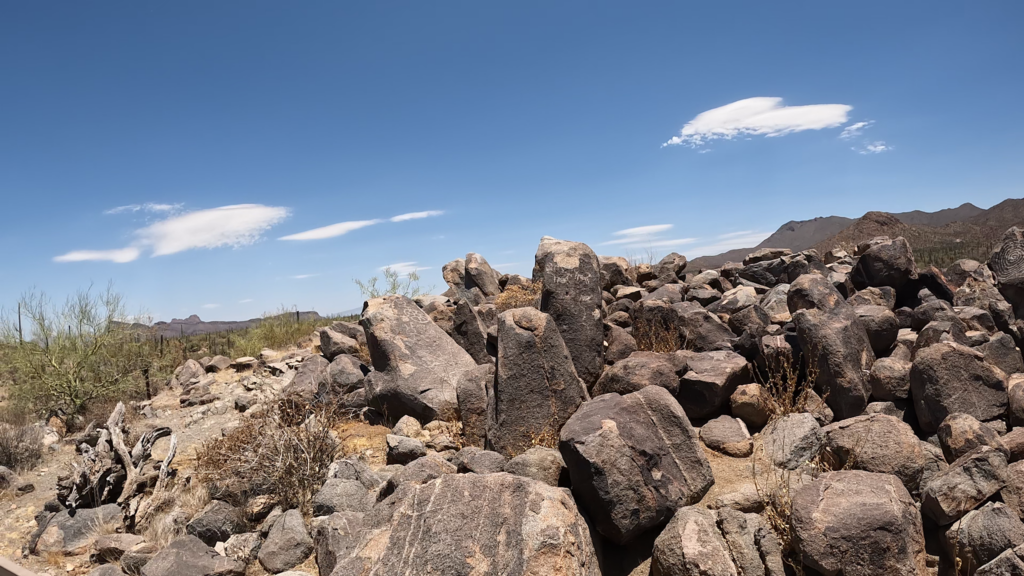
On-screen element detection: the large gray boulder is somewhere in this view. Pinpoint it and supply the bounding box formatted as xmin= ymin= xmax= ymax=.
xmin=34 ymin=503 xmax=122 ymax=556
xmin=534 ymin=237 xmax=605 ymax=387
xmin=258 ymin=509 xmax=313 ymax=574
xmin=793 ymin=304 xmax=875 ymax=420
xmin=311 ymin=512 xmax=364 ymax=576
xmin=559 ymin=386 xmax=714 ymax=544
xmin=451 ymin=298 xmax=491 ymax=365
xmin=319 ymin=328 xmax=360 ymax=362
xmin=455 ymin=363 xmax=493 ymax=447
xmin=651 ymin=506 xmax=784 ymax=576
xmin=465 ymin=252 xmax=502 ymax=298
xmin=598 ymin=256 xmax=633 ymax=292
xmin=910 ymin=342 xmax=1008 ymax=432
xmin=185 ymin=500 xmax=246 ymax=546
xmin=850 ymin=236 xmax=917 ymax=291
xmin=141 ymin=536 xmax=245 ymax=576
xmin=503 ymin=446 xmax=567 ymax=487
xmin=331 ymin=473 xmax=601 ymax=576
xmin=761 ymin=413 xmax=823 ymax=470
xmin=922 ymin=446 xmax=1008 ymax=525
xmin=488 ymin=307 xmax=589 ymax=457
xmin=361 ymin=295 xmax=477 ymax=422
xmin=937 ymin=412 xmax=1009 ymax=463
xmin=977 ymin=544 xmax=1024 ymax=576
xmin=943 ymin=502 xmax=1024 ymax=575
xmin=311 ymin=478 xmax=372 ymax=516
xmin=591 ymin=351 xmax=681 ymax=397
xmin=821 ymin=414 xmax=931 ymax=494
xmin=791 ymin=471 xmax=928 ymax=576
xmin=677 ymin=349 xmax=752 ymax=419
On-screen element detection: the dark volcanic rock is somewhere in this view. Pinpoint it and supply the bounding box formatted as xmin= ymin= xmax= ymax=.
xmin=141 ymin=536 xmax=245 ymax=576
xmin=921 ymin=446 xmax=1008 ymax=525
xmin=791 ymin=470 xmax=928 ymax=576
xmin=559 ymin=386 xmax=713 ymax=544
xmin=910 ymin=342 xmax=1008 ymax=433
xmin=488 ymin=307 xmax=589 ymax=457
xmin=592 ymin=352 xmax=681 ymax=397
xmin=677 ymin=349 xmax=752 ymax=419
xmin=332 ymin=473 xmax=600 ymax=576
xmin=534 ymin=237 xmax=605 ymax=387
xmin=361 ymin=295 xmax=477 ymax=423
xmin=850 ymin=236 xmax=917 ymax=291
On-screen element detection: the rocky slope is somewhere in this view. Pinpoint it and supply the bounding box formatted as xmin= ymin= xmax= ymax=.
xmin=7 ymin=229 xmax=1024 ymax=575
xmin=692 ymin=198 xmax=1013 ymax=269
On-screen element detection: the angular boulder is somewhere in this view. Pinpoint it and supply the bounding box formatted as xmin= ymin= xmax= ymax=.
xmin=922 ymin=446 xmax=1008 ymax=525
xmin=258 ymin=509 xmax=313 ymax=574
xmin=141 ymin=536 xmax=245 ymax=576
xmin=332 ymin=473 xmax=600 ymax=576
xmin=559 ymin=386 xmax=714 ymax=544
xmin=677 ymin=349 xmax=752 ymax=419
xmin=361 ymin=295 xmax=477 ymax=422
xmin=534 ymin=237 xmax=605 ymax=386
xmin=488 ymin=307 xmax=589 ymax=457
xmin=910 ymin=342 xmax=1008 ymax=432
xmin=651 ymin=506 xmax=784 ymax=576
xmin=591 ymin=352 xmax=681 ymax=397
xmin=792 ymin=470 xmax=928 ymax=576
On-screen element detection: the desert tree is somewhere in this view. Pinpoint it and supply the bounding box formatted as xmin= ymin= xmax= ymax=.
xmin=0 ymin=283 xmax=149 ymax=419
xmin=353 ymin=266 xmax=429 ymax=299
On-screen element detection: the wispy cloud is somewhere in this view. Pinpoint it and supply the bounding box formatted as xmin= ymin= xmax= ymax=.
xmin=53 ymin=247 xmax=141 ymax=263
xmin=104 ymin=202 xmax=182 ymax=215
xmin=383 ymin=262 xmax=430 ymax=275
xmin=239 ymin=299 xmax=254 ymax=303
xmin=663 ymin=97 xmax=852 ymax=148
xmin=492 ymin=262 xmax=521 ymax=269
xmin=839 ymin=120 xmax=873 ymax=140
xmin=391 ymin=210 xmax=444 ymax=222
xmin=55 ymin=204 xmax=289 ymax=264
xmin=682 ymin=231 xmax=773 ymax=258
xmin=857 ymin=141 xmax=892 ymax=154
xmin=202 ymin=303 xmax=220 ymax=309
xmin=290 ymin=274 xmax=320 ymax=279
xmin=138 ymin=204 xmax=289 ymax=256
xmin=601 ymin=224 xmax=696 ymax=248
xmin=280 ymin=209 xmax=444 ymax=241
xmin=279 ymin=219 xmax=381 ymax=241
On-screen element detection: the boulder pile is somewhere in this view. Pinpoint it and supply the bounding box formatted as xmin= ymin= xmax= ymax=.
xmin=20 ymin=229 xmax=1024 ymax=576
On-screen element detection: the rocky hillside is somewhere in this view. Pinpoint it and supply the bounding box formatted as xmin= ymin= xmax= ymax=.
xmin=149 ymin=311 xmax=324 ymax=338
xmin=692 ymin=198 xmax=1014 ymax=270
xmin=7 ymin=231 xmax=1024 ymax=575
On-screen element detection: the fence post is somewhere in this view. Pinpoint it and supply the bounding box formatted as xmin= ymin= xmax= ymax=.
xmin=17 ymin=302 xmax=23 ymax=344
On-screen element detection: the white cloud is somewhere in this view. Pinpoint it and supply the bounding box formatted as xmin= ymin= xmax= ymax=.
xmin=717 ymin=230 xmax=755 ymax=239
xmin=858 ymin=141 xmax=892 ymax=154
xmin=280 ymin=219 xmax=381 ymax=241
xmin=601 ymin=224 xmax=674 ymax=246
xmin=239 ymin=298 xmax=254 ymax=303
xmin=105 ymin=202 xmax=182 ymax=215
xmin=290 ymin=274 xmax=320 ymax=279
xmin=601 ymin=224 xmax=695 ymax=249
xmin=383 ymin=262 xmax=430 ymax=275
xmin=663 ymin=97 xmax=852 ymax=148
xmin=390 ymin=210 xmax=443 ymax=222
xmin=681 ymin=231 xmax=774 ymax=258
xmin=202 ymin=303 xmax=220 ymax=309
xmin=53 ymin=247 xmax=141 ymax=263
xmin=139 ymin=204 xmax=289 ymax=255
xmin=492 ymin=262 xmax=521 ymax=269
xmin=56 ymin=204 xmax=289 ymax=264
xmin=839 ymin=120 xmax=873 ymax=140
xmin=279 ymin=209 xmax=444 ymax=241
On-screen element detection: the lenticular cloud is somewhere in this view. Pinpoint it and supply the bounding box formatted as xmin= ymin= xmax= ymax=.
xmin=663 ymin=97 xmax=852 ymax=148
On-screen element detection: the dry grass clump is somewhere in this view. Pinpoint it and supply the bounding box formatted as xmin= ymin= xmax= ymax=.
xmin=757 ymin=348 xmax=821 ymax=422
xmin=0 ymin=421 xmax=43 ymax=472
xmin=495 ymin=282 xmax=542 ymax=313
xmin=632 ymin=314 xmax=681 ymax=353
xmin=194 ymin=403 xmax=341 ymax=514
xmin=140 ymin=483 xmax=210 ymax=547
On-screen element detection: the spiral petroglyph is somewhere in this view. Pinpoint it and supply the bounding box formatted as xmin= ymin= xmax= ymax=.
xmin=990 ymin=227 xmax=1024 ymax=286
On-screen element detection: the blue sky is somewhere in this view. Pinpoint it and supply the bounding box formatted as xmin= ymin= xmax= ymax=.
xmin=2 ymin=2 xmax=1022 ymax=321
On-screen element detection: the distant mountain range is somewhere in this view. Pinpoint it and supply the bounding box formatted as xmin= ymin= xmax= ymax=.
xmin=148 ymin=311 xmax=324 ymax=338
xmin=690 ymin=200 xmax=1022 ymax=270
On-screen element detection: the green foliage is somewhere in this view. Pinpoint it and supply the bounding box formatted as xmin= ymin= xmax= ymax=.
xmin=353 ymin=266 xmax=428 ymax=299
xmin=0 ymin=284 xmax=149 ymax=419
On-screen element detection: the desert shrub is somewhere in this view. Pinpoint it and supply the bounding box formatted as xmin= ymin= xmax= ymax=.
xmin=632 ymin=314 xmax=681 ymax=353
xmin=354 ymin=266 xmax=430 ymax=299
xmin=494 ymin=282 xmax=542 ymax=313
xmin=0 ymin=422 xmax=44 ymax=472
xmin=194 ymin=402 xmax=341 ymax=513
xmin=230 ymin=307 xmax=341 ymax=358
xmin=0 ymin=284 xmax=150 ymax=420
xmin=756 ymin=347 xmax=822 ymax=423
